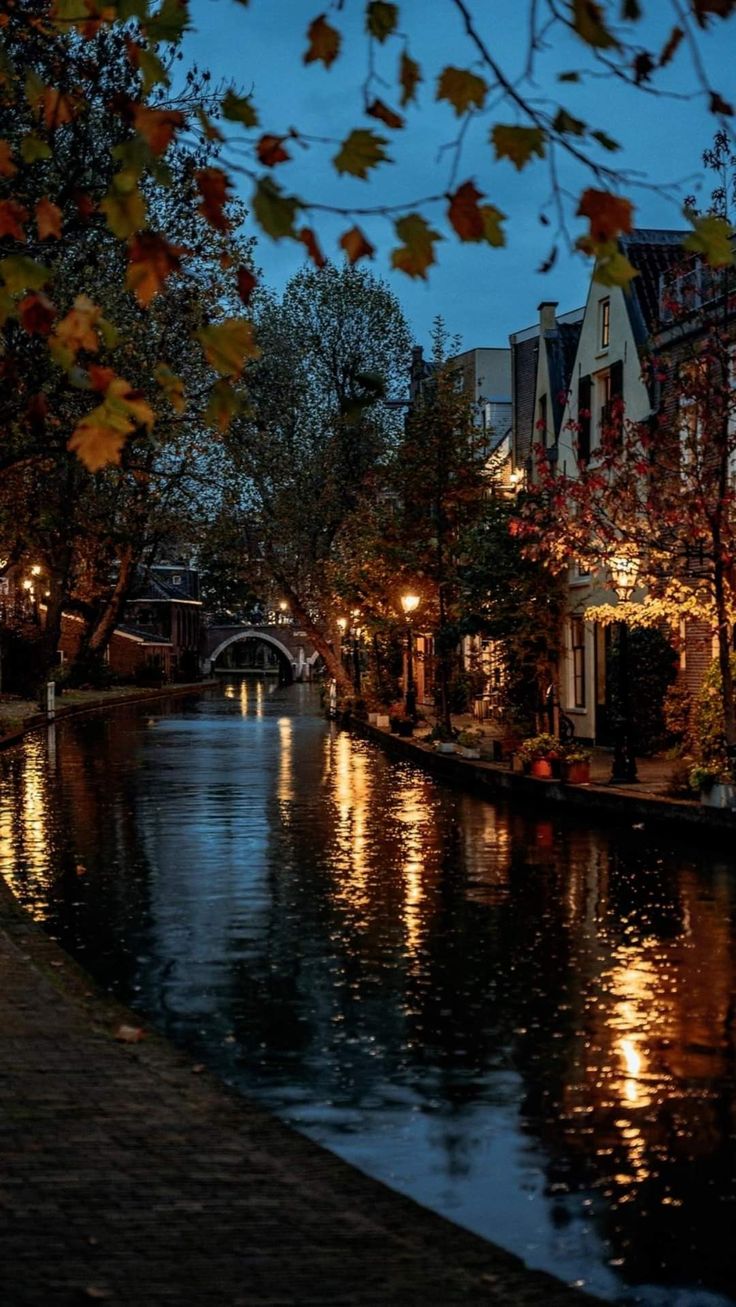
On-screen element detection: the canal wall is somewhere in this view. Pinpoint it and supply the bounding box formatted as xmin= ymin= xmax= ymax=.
xmin=352 ymin=721 xmax=736 ymax=843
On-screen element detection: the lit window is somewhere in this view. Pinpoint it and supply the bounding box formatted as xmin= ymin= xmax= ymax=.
xmin=600 ymin=298 xmax=610 ymax=349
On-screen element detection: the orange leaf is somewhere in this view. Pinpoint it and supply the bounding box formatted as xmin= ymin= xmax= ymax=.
xmin=195 ymin=167 xmax=231 ymax=233
xmin=19 ymin=291 xmax=56 ymax=336
xmin=42 ymin=88 xmax=78 ymax=130
xmin=256 ymin=133 xmax=291 ymax=166
xmin=366 ymin=98 xmax=404 ymax=130
xmin=132 ymin=104 xmax=185 ymax=155
xmin=36 ymin=197 xmax=62 ymax=240
xmin=340 ymin=225 xmax=375 ymax=263
xmin=298 ymin=226 xmax=326 ymax=268
xmin=125 ymin=232 xmax=184 ymax=306
xmin=236 ymin=266 xmax=258 ymax=304
xmin=304 ymin=13 xmax=341 ymax=67
xmin=577 ymin=188 xmax=634 ymax=242
xmin=88 ymin=364 xmax=116 ymax=392
xmin=0 ymin=199 xmax=28 ymax=240
xmin=0 ymin=140 xmax=16 ymax=176
xmin=54 ymin=294 xmax=102 ymax=357
xmin=436 ymin=66 xmax=487 ymax=116
xmin=448 ymin=180 xmax=485 ymax=240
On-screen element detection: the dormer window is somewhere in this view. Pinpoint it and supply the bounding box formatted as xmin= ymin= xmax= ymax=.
xmin=599 ymin=298 xmax=610 ymax=350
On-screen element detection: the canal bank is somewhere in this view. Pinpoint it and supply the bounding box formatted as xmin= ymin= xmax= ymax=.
xmin=0 ymin=686 xmax=597 ymax=1307
xmin=0 ymin=679 xmax=218 ymax=751
xmin=351 ymin=719 xmax=736 ymax=841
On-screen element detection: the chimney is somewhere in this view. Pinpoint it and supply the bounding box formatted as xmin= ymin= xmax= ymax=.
xmin=538 ymin=300 xmax=558 ymax=334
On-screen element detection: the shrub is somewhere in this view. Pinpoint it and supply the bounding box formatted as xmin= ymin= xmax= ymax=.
xmin=517 ymin=733 xmax=560 ymax=765
xmin=692 ymin=653 xmax=736 ymax=780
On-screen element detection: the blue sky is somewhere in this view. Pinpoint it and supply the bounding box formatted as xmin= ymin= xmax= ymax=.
xmin=184 ymin=1 xmax=734 ymax=350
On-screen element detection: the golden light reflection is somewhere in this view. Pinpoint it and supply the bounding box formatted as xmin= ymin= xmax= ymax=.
xmin=224 ymin=683 xmax=236 ymax=700
xmin=326 ymin=731 xmax=370 ymax=913
xmin=240 ymin=679 xmax=249 ymax=715
xmin=277 ymin=717 xmax=293 ymax=804
xmin=396 ymin=782 xmax=426 ymax=958
xmin=256 ymin=680 xmax=264 ymax=718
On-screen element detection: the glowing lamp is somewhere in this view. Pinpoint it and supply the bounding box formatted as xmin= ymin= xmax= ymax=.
xmin=400 ymin=593 xmax=420 ymax=617
xmin=609 ymin=555 xmax=639 ymax=602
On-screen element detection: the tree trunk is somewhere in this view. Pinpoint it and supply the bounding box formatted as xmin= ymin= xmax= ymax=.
xmin=276 ymin=581 xmax=351 ymax=692
xmin=86 ymin=545 xmax=136 ymax=659
xmin=713 ymin=551 xmax=736 ymax=752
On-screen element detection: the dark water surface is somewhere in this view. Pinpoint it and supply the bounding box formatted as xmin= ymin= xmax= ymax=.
xmin=1 ymin=682 xmax=735 ymax=1306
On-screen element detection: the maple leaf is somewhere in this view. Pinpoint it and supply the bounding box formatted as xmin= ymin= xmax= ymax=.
xmin=366 ymin=98 xmax=404 ymax=130
xmin=436 ymin=66 xmax=487 ymax=116
xmin=42 ymin=87 xmax=79 ymax=130
xmin=221 ymin=90 xmax=259 ymax=128
xmin=36 ymin=197 xmax=62 ymax=240
xmin=448 ymin=181 xmax=485 ymax=240
xmin=144 ymin=0 xmax=191 ymax=42
xmin=479 ymin=204 xmax=506 ymax=247
xmin=399 ymin=51 xmax=421 ymax=107
xmin=491 ymin=124 xmax=546 ymax=170
xmin=683 ymin=212 xmax=735 ymax=267
xmin=205 ymin=378 xmax=243 ymax=432
xmin=196 ymin=167 xmax=231 ymax=232
xmin=304 ymin=13 xmax=341 ymax=67
xmin=577 ymin=188 xmax=633 ymax=242
xmin=298 ymin=226 xmax=326 ymax=268
xmin=333 ymin=129 xmax=390 ymax=178
xmin=52 ymin=294 xmax=102 ymax=359
xmin=21 ymin=135 xmax=52 ymax=164
xmin=0 ymin=255 xmax=51 ymax=294
xmin=197 ymin=318 xmax=260 ymax=377
xmin=257 ymin=133 xmax=291 ymax=166
xmin=252 ymin=177 xmax=301 ymax=239
xmin=154 ymin=362 xmax=186 ymax=412
xmin=68 ymin=377 xmax=154 ymax=472
xmin=126 ymin=232 xmax=184 ymax=306
xmin=0 ymin=140 xmax=16 ymax=176
xmin=571 ymin=0 xmax=619 ymax=49
xmin=19 ymin=290 xmax=56 ymax=336
xmin=391 ymin=213 xmax=442 ymax=279
xmin=236 ymin=266 xmax=258 ymax=303
xmin=592 ymin=243 xmax=639 ymax=287
xmin=0 ymin=199 xmax=28 ymax=241
xmin=101 ymin=181 xmax=147 ymax=239
xmin=339 ymin=226 xmax=375 ymax=262
xmin=132 ymin=104 xmax=184 ymax=155
xmin=366 ymin=1 xmax=398 ymax=41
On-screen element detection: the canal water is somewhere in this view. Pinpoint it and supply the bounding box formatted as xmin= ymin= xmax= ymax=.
xmin=1 ymin=682 xmax=735 ymax=1307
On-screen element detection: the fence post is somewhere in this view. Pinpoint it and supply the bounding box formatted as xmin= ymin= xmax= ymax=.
xmin=46 ymin=681 xmax=55 ymax=721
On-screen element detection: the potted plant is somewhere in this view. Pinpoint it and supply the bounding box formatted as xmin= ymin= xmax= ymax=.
xmin=690 ymin=764 xmax=736 ymax=809
xmin=456 ymin=728 xmax=483 ymax=759
xmin=430 ymin=723 xmax=456 ymax=753
xmin=561 ymin=747 xmax=592 ymax=784
xmin=517 ymin=733 xmax=560 ymax=778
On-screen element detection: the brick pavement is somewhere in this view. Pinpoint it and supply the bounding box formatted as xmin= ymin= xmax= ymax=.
xmin=0 ymin=877 xmax=598 ymax=1307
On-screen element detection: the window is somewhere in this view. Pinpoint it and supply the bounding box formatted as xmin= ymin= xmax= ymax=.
xmin=599 ymin=298 xmax=610 ymax=350
xmin=570 ymin=617 xmax=586 ymax=709
xmin=172 ymin=574 xmax=182 ymax=586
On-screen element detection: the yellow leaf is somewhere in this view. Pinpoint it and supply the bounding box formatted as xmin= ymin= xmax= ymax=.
xmin=436 ymin=66 xmax=487 ymax=116
xmin=155 ymin=363 xmax=186 ymax=412
xmin=101 ymin=182 xmax=147 ymax=239
xmin=683 ymin=212 xmax=735 ymax=268
xmin=197 ymin=319 xmax=260 ymax=377
xmin=221 ymin=90 xmax=259 ymax=128
xmin=304 ymin=14 xmax=341 ymax=67
xmin=68 ymin=375 xmax=154 ymax=471
xmin=491 ymin=124 xmax=546 ymax=170
xmin=53 ymin=293 xmax=101 ymax=358
xmin=390 ymin=213 xmax=442 ymax=279
xmin=205 ymin=378 xmax=243 ymax=432
xmin=480 ymin=204 xmax=506 ymax=247
xmin=252 ymin=177 xmax=300 ymax=239
xmin=333 ymin=129 xmax=390 ymax=179
xmin=592 ymin=245 xmax=639 ymax=287
xmin=0 ymin=255 xmax=51 ymax=294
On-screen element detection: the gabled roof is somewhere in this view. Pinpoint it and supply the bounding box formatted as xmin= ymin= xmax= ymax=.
xmin=129 ymin=564 xmax=201 ymax=604
xmin=546 ymin=319 xmax=583 ymax=437
xmin=620 ymin=229 xmax=688 ymax=342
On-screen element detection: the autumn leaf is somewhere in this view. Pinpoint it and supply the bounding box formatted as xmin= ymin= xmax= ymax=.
xmin=52 ymin=294 xmax=102 ymax=361
xmin=577 ymin=188 xmax=634 ymax=242
xmin=36 ymin=197 xmax=62 ymax=240
xmin=591 ymin=129 xmax=620 ymax=151
xmin=0 ymin=199 xmax=28 ymax=241
xmin=197 ymin=318 xmax=260 ymax=377
xmin=298 ymin=226 xmax=326 ymax=268
xmin=101 ymin=180 xmax=147 ymax=239
xmin=236 ymin=266 xmax=258 ymax=303
xmin=479 ymin=204 xmax=506 ymax=247
xmin=221 ymin=89 xmax=259 ymax=128
xmin=205 ymin=378 xmax=243 ymax=432
xmin=154 ymin=362 xmax=186 ymax=412
xmin=0 ymin=255 xmax=51 ymax=294
xmin=132 ymin=104 xmax=184 ymax=154
xmin=196 ymin=167 xmax=231 ymax=232
xmin=592 ymin=243 xmax=639 ymax=287
xmin=448 ymin=181 xmax=484 ymax=240
xmin=68 ymin=377 xmax=154 ymax=472
xmin=553 ymin=107 xmax=586 ymax=136
xmin=252 ymin=177 xmax=301 ymax=239
xmin=366 ymin=1 xmax=398 ymax=41
xmin=659 ymin=24 xmax=684 ymax=65
xmin=144 ymin=0 xmax=191 ymax=43
xmin=491 ymin=124 xmax=546 ymax=170
xmin=391 ymin=213 xmax=442 ymax=278
xmin=0 ymin=140 xmax=15 ymax=176
xmin=20 ymin=134 xmax=52 ymax=164
xmin=42 ymin=87 xmax=79 ymax=130
xmin=436 ymin=66 xmax=487 ymax=116
xmin=366 ymin=98 xmax=404 ymax=129
xmin=683 ymin=212 xmax=735 ymax=267
xmin=340 ymin=225 xmax=375 ymax=262
xmin=304 ymin=13 xmax=341 ymax=67
xmin=19 ymin=290 xmax=56 ymax=336
xmin=333 ymin=129 xmax=390 ymax=178
xmin=399 ymin=51 xmax=421 ymax=106
xmin=126 ymin=232 xmax=184 ymax=306
xmin=571 ymin=0 xmax=619 ymax=49
xmin=257 ymin=133 xmax=291 ymax=166
xmin=710 ymin=90 xmax=734 ymax=115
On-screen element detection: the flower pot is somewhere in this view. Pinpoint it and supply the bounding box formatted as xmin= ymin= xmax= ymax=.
xmin=458 ymin=746 xmax=480 ymax=759
xmin=530 ymin=758 xmax=553 ymax=779
xmin=435 ymin=741 xmax=456 ymax=754
xmin=700 ymin=782 xmax=736 ymax=810
xmin=562 ymin=760 xmax=590 ymax=785
xmin=375 ymin=714 xmax=390 ymax=729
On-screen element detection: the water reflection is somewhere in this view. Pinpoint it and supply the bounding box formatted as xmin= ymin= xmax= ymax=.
xmin=1 ymin=682 xmax=735 ymax=1307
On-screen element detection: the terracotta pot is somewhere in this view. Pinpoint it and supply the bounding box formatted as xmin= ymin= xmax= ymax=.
xmin=563 ymin=760 xmax=590 ymax=785
xmin=530 ymin=757 xmax=553 ymax=779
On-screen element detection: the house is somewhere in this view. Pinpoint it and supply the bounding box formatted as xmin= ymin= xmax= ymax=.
xmin=123 ymin=564 xmax=202 ymax=678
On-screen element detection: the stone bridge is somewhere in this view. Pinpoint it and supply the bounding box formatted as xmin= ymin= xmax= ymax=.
xmin=202 ymin=623 xmax=321 ymax=682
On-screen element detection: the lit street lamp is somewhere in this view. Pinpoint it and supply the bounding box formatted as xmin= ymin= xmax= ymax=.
xmin=400 ymin=592 xmax=421 ymax=718
xmin=608 ymin=554 xmax=639 ymax=784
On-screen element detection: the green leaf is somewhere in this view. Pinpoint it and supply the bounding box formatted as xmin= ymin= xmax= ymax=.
xmin=480 ymin=204 xmax=506 ymax=247
xmin=491 ymin=124 xmax=546 ymax=170
xmin=20 ymin=134 xmax=52 ymax=164
xmin=205 ymin=379 xmax=243 ymax=432
xmin=553 ymin=108 xmax=586 ymax=136
xmin=333 ymin=128 xmax=390 ymax=178
xmin=252 ymin=177 xmax=301 ymax=239
xmin=146 ymin=0 xmax=191 ymax=42
xmin=591 ymin=129 xmax=621 ymax=151
xmin=137 ymin=45 xmax=170 ymax=94
xmin=154 ymin=363 xmax=186 ymax=412
xmin=366 ymin=1 xmax=398 ymax=41
xmin=390 ymin=213 xmax=442 ymax=278
xmin=436 ymin=66 xmax=487 ymax=116
xmin=101 ymin=182 xmax=147 ymax=239
xmin=221 ymin=90 xmax=259 ymax=128
xmin=0 ymin=255 xmax=51 ymax=294
xmin=593 ymin=244 xmax=639 ymax=287
xmin=197 ymin=319 xmax=260 ymax=377
xmin=683 ymin=212 xmax=735 ymax=267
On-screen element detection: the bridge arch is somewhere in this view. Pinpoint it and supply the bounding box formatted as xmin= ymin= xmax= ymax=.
xmin=207 ymin=630 xmax=297 ymax=679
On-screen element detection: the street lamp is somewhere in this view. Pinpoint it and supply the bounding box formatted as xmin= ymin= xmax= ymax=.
xmin=350 ymin=609 xmax=362 ymax=693
xmin=400 ymin=592 xmax=421 ymax=718
xmin=608 ymin=554 xmax=639 ymax=784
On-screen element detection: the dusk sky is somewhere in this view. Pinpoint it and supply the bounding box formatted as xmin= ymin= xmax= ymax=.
xmin=185 ymin=1 xmax=733 ymax=351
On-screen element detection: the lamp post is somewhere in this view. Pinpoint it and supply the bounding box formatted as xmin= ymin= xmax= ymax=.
xmin=350 ymin=609 xmax=362 ymax=693
xmin=400 ymin=592 xmax=420 ymax=718
xmin=608 ymin=555 xmax=639 ymax=784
